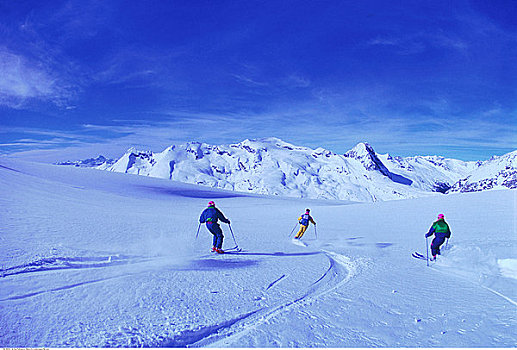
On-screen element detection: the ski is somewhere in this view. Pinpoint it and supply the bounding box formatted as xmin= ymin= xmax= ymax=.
xmin=412 ymin=252 xmax=427 ymax=260
xmin=225 ymin=245 xmax=242 ymax=252
xmin=209 ymin=246 xmax=242 ymax=254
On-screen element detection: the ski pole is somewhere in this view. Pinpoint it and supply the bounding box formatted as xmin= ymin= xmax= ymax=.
xmin=195 ymin=223 xmax=201 ymax=239
xmin=288 ymin=222 xmax=298 ymax=237
xmin=228 ymin=224 xmax=239 ymax=246
xmin=445 ymin=238 xmax=449 ymax=249
xmin=314 ymin=225 xmax=318 ymax=239
xmin=425 ymin=236 xmax=429 ymax=267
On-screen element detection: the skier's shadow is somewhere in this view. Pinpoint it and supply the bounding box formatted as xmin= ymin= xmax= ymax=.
xmin=187 ymin=251 xmax=321 ymax=271
xmin=188 ymin=251 xmax=320 ymax=270
xmin=375 ymin=243 xmax=394 ymax=248
xmin=189 ymin=259 xmax=259 ymax=270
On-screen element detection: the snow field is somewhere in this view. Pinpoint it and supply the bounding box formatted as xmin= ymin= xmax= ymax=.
xmin=0 ymin=159 xmax=515 ymax=347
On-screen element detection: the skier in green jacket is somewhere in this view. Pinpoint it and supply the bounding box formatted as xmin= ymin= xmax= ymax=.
xmin=425 ymin=214 xmax=451 ymax=260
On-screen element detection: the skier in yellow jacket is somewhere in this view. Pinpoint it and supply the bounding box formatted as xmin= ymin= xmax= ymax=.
xmin=294 ymin=209 xmax=316 ymax=239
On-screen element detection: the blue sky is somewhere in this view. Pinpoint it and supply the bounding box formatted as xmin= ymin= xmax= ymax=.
xmin=0 ymin=0 xmax=515 ymax=162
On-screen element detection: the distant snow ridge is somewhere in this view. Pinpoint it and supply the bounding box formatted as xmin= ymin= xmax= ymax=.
xmin=100 ymin=137 xmax=514 ymax=202
xmin=448 ymin=150 xmax=517 ymax=193
xmin=56 ymin=155 xmax=115 ymax=170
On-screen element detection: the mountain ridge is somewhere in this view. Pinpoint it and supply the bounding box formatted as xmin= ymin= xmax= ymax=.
xmin=57 ymin=138 xmax=516 ymax=202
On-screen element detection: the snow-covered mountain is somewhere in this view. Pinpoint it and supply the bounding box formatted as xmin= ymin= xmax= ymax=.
xmin=448 ymin=150 xmax=517 ymax=193
xmin=56 ymin=155 xmax=115 ymax=169
xmin=378 ymin=153 xmax=480 ymax=194
xmin=102 ymin=138 xmax=489 ymax=202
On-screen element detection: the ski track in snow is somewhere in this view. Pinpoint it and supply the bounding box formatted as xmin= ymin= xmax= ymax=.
xmin=0 ymin=254 xmax=159 ymax=302
xmin=0 ymin=274 xmax=133 ymax=302
xmin=265 ymin=274 xmax=287 ymax=291
xmin=422 ymin=244 xmax=517 ymax=307
xmin=0 ymin=254 xmax=152 ymax=278
xmin=0 ymin=242 xmax=361 ymax=347
xmin=479 ymin=286 xmax=517 ymax=307
xmin=430 ymin=265 xmax=517 ymax=307
xmin=411 ymin=245 xmax=517 ymax=307
xmin=153 ymin=243 xmax=360 ymax=348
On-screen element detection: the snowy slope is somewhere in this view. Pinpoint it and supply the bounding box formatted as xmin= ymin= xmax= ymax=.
xmin=448 ymin=150 xmax=517 ymax=193
xmin=104 ymin=138 xmax=483 ymax=202
xmin=1 ymin=159 xmax=516 ymax=347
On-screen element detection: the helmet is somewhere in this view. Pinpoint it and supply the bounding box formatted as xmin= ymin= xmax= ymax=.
xmin=208 ymin=201 xmax=215 ymax=207
xmin=306 ymin=208 xmax=310 ymax=212
xmin=437 ymin=214 xmax=444 ymax=219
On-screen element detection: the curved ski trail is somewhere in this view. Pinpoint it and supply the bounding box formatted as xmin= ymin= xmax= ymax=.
xmin=182 ymin=247 xmax=358 ymax=347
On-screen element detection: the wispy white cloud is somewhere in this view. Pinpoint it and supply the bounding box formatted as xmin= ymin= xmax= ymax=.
xmin=4 ymin=105 xmax=515 ymax=163
xmin=88 ymin=44 xmax=190 ymax=91
xmin=45 ymin=0 xmax=117 ymax=42
xmin=0 ymin=137 xmax=85 ymax=147
xmin=368 ymin=38 xmax=400 ymax=46
xmin=0 ymin=1 xmax=160 ymax=109
xmin=0 ymin=126 xmax=98 ymax=140
xmin=0 ymin=47 xmax=75 ymax=108
xmin=231 ymin=74 xmax=269 ymax=87
xmin=92 ymin=52 xmax=155 ymax=85
xmin=104 ymin=70 xmax=157 ymax=86
xmin=367 ymin=31 xmax=469 ymax=55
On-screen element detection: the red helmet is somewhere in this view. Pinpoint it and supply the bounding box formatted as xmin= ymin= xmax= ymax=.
xmin=208 ymin=201 xmax=215 ymax=207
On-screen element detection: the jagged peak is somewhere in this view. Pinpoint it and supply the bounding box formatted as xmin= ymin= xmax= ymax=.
xmin=184 ymin=141 xmax=202 ymax=148
xmin=488 ymin=149 xmax=517 ymax=162
xmin=125 ymin=147 xmax=151 ymax=155
xmin=343 ymin=142 xmax=392 ymax=176
xmin=182 ymin=141 xmax=205 ymax=148
xmin=344 ymin=142 xmax=376 ymax=158
xmin=55 ymin=155 xmax=112 ymax=167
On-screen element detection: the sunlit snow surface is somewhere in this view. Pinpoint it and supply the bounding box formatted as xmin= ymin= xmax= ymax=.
xmin=0 ymin=160 xmax=515 ymax=347
xmin=498 ymin=259 xmax=517 ymax=280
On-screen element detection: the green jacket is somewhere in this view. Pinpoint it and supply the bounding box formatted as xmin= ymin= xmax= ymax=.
xmin=426 ymin=219 xmax=451 ymax=238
